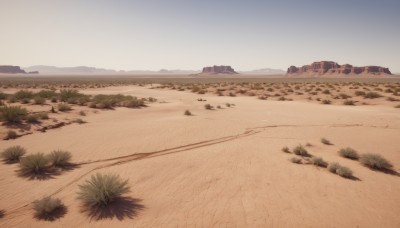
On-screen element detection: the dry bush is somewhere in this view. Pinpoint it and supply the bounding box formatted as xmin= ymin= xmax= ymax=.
xmin=290 ymin=157 xmax=302 ymax=164
xmin=281 ymin=146 xmax=290 ymax=153
xmin=364 ymin=92 xmax=382 ymax=99
xmin=343 ymin=100 xmax=355 ymax=106
xmin=360 ymin=153 xmax=392 ymax=170
xmin=338 ymin=147 xmax=359 ymax=160
xmin=48 ymin=150 xmax=72 ymax=167
xmin=184 ymin=110 xmax=192 ymax=116
xmin=77 ymin=173 xmax=130 ymax=207
xmin=5 ymin=130 xmax=18 ymax=139
xmin=311 ymin=157 xmax=328 ymax=167
xmin=1 ymin=146 xmax=26 ymax=162
xmin=204 ymin=104 xmax=213 ymax=110
xmin=321 ymin=138 xmax=332 ymax=145
xmin=328 ymin=162 xmax=353 ymax=178
xmin=58 ymin=103 xmax=72 ymax=112
xmin=33 ymin=196 xmax=64 ymax=220
xmin=19 ymin=153 xmax=49 ymax=174
xmin=0 ymin=105 xmax=28 ymax=123
xmin=293 ymin=145 xmax=309 ymax=156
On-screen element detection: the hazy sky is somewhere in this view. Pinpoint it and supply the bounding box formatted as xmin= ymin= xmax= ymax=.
xmin=1 ymin=0 xmax=399 ymax=72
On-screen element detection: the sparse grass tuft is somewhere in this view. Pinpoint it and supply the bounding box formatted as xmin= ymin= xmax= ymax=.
xmin=360 ymin=153 xmax=392 ymax=170
xmin=293 ymin=145 xmax=309 ymax=156
xmin=1 ymin=146 xmax=26 ymax=162
xmin=77 ymin=173 xmax=130 ymax=207
xmin=281 ymin=146 xmax=290 ymax=153
xmin=184 ymin=110 xmax=192 ymax=116
xmin=0 ymin=106 xmax=28 ymax=123
xmin=33 ymin=196 xmax=63 ymax=220
xmin=328 ymin=162 xmax=353 ymax=178
xmin=58 ymin=103 xmax=72 ymax=112
xmin=47 ymin=150 xmax=72 ymax=167
xmin=290 ymin=157 xmax=302 ymax=164
xmin=19 ymin=153 xmax=49 ymax=174
xmin=6 ymin=130 xmax=18 ymax=139
xmin=343 ymin=100 xmax=355 ymax=106
xmin=204 ymin=104 xmax=213 ymax=110
xmin=364 ymin=92 xmax=382 ymax=99
xmin=311 ymin=157 xmax=328 ymax=167
xmin=338 ymin=147 xmax=359 ymax=160
xmin=321 ymin=138 xmax=332 ymax=145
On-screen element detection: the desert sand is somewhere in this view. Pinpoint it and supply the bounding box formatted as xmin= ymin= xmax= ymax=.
xmin=1 ymin=84 xmax=400 ymax=227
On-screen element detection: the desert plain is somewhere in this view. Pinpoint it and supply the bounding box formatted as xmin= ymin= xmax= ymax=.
xmin=0 ymin=76 xmax=400 ymax=227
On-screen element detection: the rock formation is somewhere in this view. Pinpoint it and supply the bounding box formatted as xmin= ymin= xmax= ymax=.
xmin=200 ymin=65 xmax=238 ymax=75
xmin=0 ymin=65 xmax=27 ymax=74
xmin=287 ymin=61 xmax=391 ymax=76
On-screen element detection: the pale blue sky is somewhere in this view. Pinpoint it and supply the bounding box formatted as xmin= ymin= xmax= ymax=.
xmin=0 ymin=0 xmax=399 ymax=72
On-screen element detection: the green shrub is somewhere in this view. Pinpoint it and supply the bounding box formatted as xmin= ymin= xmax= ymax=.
xmin=290 ymin=157 xmax=302 ymax=164
xmin=281 ymin=146 xmax=290 ymax=153
xmin=58 ymin=103 xmax=71 ymax=112
xmin=77 ymin=173 xmax=130 ymax=207
xmin=35 ymin=90 xmax=58 ymax=99
xmin=0 ymin=106 xmax=28 ymax=123
xmin=321 ymin=138 xmax=332 ymax=145
xmin=19 ymin=153 xmax=49 ymax=174
xmin=338 ymin=147 xmax=359 ymax=160
xmin=293 ymin=145 xmax=309 ymax=156
xmin=48 ymin=150 xmax=72 ymax=167
xmin=360 ymin=153 xmax=392 ymax=170
xmin=59 ymin=89 xmax=86 ymax=102
xmin=1 ymin=146 xmax=26 ymax=162
xmin=33 ymin=196 xmax=63 ymax=220
xmin=311 ymin=157 xmax=328 ymax=167
xmin=184 ymin=110 xmax=192 ymax=116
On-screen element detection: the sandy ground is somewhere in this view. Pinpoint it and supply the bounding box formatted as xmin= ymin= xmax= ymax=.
xmin=1 ymin=85 xmax=400 ymax=227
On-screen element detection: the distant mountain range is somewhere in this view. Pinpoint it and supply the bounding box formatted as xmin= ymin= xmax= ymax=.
xmin=21 ymin=65 xmax=285 ymax=75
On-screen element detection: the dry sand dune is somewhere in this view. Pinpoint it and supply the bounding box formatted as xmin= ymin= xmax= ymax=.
xmin=1 ymin=85 xmax=400 ymax=227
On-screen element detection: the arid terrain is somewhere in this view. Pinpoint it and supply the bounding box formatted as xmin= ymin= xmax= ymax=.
xmin=0 ymin=76 xmax=400 ymax=227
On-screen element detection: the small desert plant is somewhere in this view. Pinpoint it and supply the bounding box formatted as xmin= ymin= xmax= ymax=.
xmin=1 ymin=146 xmax=26 ymax=162
xmin=293 ymin=145 xmax=309 ymax=156
xmin=204 ymin=104 xmax=213 ymax=110
xmin=321 ymin=138 xmax=332 ymax=145
xmin=33 ymin=196 xmax=63 ymax=220
xmin=47 ymin=150 xmax=72 ymax=167
xmin=321 ymin=99 xmax=331 ymax=104
xmin=77 ymin=173 xmax=130 ymax=207
xmin=336 ymin=166 xmax=353 ymax=178
xmin=360 ymin=153 xmax=392 ymax=170
xmin=226 ymin=103 xmax=231 ymax=107
xmin=328 ymin=162 xmax=353 ymax=178
xmin=26 ymin=114 xmax=39 ymax=123
xmin=19 ymin=153 xmax=49 ymax=174
xmin=36 ymin=112 xmax=49 ymax=120
xmin=184 ymin=110 xmax=192 ymax=116
xmin=58 ymin=103 xmax=71 ymax=112
xmin=343 ymin=100 xmax=355 ymax=105
xmin=364 ymin=92 xmax=382 ymax=99
xmin=311 ymin=157 xmax=328 ymax=167
xmin=6 ymin=130 xmax=18 ymax=139
xmin=73 ymin=118 xmax=86 ymax=124
xmin=79 ymin=110 xmax=86 ymax=116
xmin=0 ymin=105 xmax=28 ymax=123
xmin=33 ymin=96 xmax=46 ymax=105
xmin=281 ymin=146 xmax=290 ymax=153
xmin=354 ymin=90 xmax=366 ymax=96
xmin=290 ymin=157 xmax=302 ymax=164
xmin=328 ymin=162 xmax=341 ymax=173
xmin=338 ymin=147 xmax=359 ymax=160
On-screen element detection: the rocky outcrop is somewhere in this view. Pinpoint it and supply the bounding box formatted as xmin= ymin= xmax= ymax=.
xmin=200 ymin=65 xmax=238 ymax=75
xmin=287 ymin=61 xmax=391 ymax=75
xmin=0 ymin=65 xmax=26 ymax=74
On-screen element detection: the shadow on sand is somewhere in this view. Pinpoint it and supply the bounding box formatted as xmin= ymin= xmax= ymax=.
xmin=34 ymin=205 xmax=68 ymax=221
xmin=81 ymin=197 xmax=145 ymax=221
